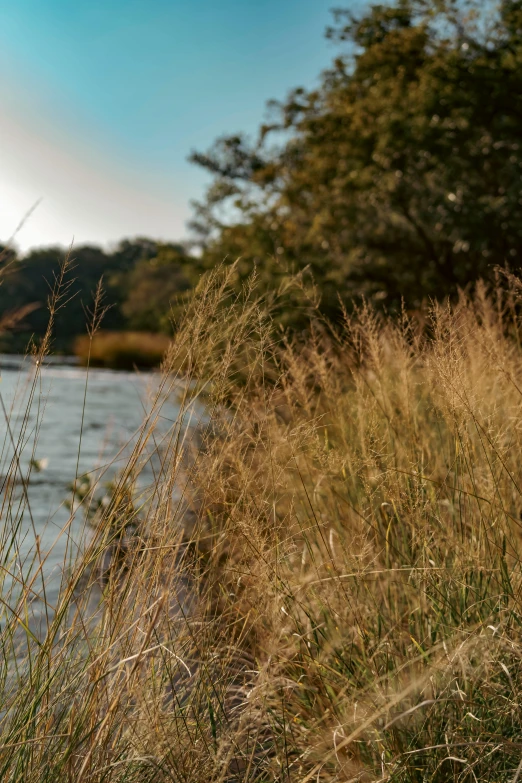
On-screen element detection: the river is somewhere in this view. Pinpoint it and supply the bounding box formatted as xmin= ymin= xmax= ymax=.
xmin=0 ymin=355 xmax=187 ymax=614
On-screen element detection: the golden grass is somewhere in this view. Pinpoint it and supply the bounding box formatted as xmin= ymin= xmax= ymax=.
xmin=1 ymin=263 xmax=522 ymax=781
xmin=74 ymin=330 xmax=172 ymax=369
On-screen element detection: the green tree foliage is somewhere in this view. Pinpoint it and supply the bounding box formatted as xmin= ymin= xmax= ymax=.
xmin=190 ymin=0 xmax=522 ymax=314
xmin=121 ymin=244 xmax=194 ymax=332
xmin=0 ymin=245 xmax=114 ymax=351
xmin=0 ymin=239 xmax=193 ymax=352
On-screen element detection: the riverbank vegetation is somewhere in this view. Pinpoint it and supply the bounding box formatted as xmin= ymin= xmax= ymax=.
xmin=1 ymin=266 xmax=522 ymax=780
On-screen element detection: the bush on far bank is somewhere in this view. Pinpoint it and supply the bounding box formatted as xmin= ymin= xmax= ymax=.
xmin=74 ymin=330 xmax=172 ymax=369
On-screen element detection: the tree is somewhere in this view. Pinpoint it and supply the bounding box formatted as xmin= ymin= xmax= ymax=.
xmin=121 ymin=244 xmax=193 ymax=332
xmin=0 ymin=239 xmax=163 ymax=351
xmin=190 ymin=0 xmax=522 ymax=315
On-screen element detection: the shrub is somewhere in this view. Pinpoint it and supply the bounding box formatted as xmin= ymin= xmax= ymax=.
xmin=74 ymin=330 xmax=172 ymax=369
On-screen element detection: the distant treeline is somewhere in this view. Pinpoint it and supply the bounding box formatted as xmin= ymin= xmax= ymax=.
xmin=0 ymin=240 xmax=196 ymax=353
xmin=2 ymin=0 xmax=522 ymax=355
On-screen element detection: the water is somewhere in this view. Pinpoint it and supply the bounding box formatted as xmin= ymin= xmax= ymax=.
xmin=0 ymin=355 xmax=183 ymax=610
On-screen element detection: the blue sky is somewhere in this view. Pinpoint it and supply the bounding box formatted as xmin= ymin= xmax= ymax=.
xmin=0 ymin=0 xmax=348 ymax=251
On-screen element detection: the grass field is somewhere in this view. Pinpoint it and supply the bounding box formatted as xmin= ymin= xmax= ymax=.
xmin=1 ymin=264 xmax=522 ymax=781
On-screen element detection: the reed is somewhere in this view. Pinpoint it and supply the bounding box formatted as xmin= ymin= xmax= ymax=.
xmin=1 ymin=264 xmax=522 ymax=781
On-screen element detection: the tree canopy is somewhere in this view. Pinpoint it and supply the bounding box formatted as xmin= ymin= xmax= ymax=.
xmin=190 ymin=0 xmax=522 ymax=317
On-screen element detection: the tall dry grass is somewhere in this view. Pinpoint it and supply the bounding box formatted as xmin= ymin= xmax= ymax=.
xmin=1 ymin=263 xmax=522 ymax=781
